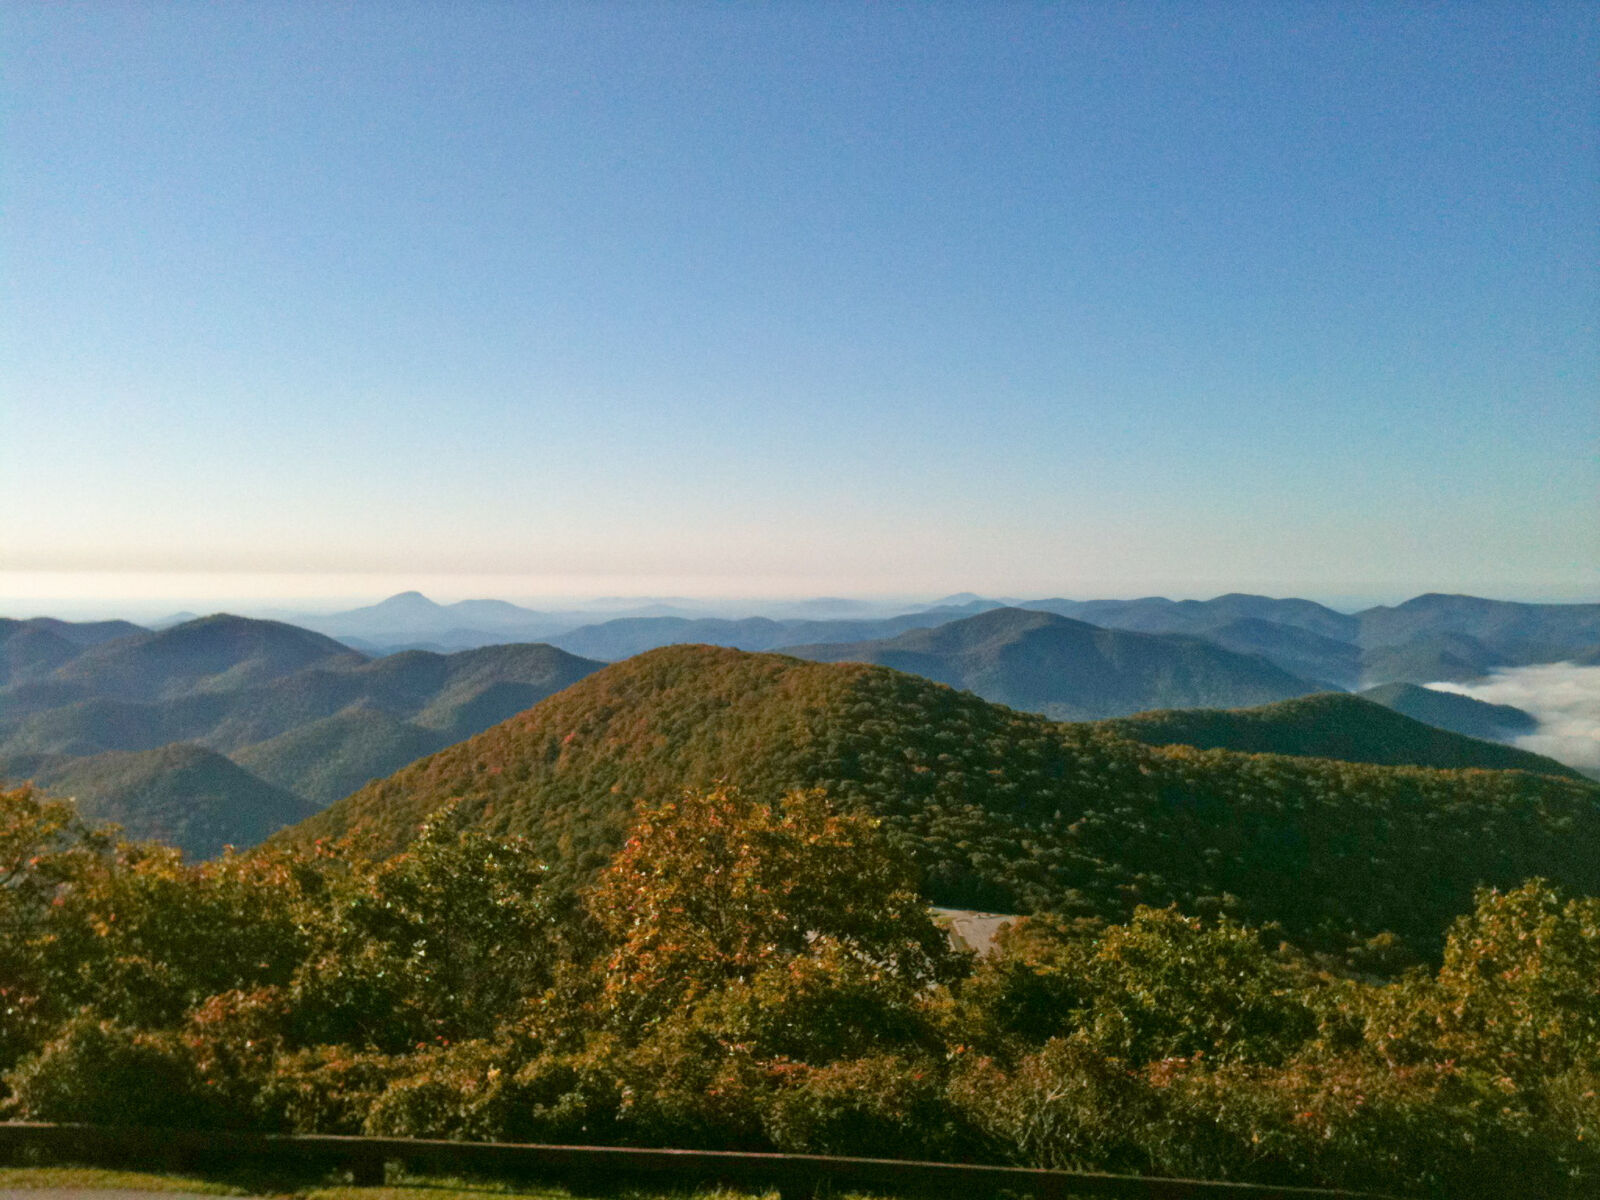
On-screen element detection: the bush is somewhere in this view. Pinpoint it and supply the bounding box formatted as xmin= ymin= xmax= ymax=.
xmin=948 ymin=1038 xmax=1157 ymax=1173
xmin=364 ymin=1040 xmax=529 ymax=1142
xmin=4 ymin=1013 xmax=224 ymax=1128
xmin=253 ymin=1045 xmax=402 ymax=1134
xmin=1146 ymin=1055 xmax=1574 ymax=1199
xmin=957 ymin=909 xmax=1322 ymax=1068
xmin=764 ymin=1053 xmax=974 ymax=1160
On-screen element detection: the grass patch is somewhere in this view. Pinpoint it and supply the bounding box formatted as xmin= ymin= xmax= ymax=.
xmin=0 ymin=1165 xmax=246 ymax=1193
xmin=0 ymin=1165 xmax=794 ymax=1200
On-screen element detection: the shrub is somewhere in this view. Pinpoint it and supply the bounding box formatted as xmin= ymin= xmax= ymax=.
xmin=364 ymin=1040 xmax=528 ymax=1142
xmin=948 ymin=1038 xmax=1157 ymax=1173
xmin=4 ymin=1013 xmax=223 ymax=1128
xmin=254 ymin=1045 xmax=402 ymax=1134
xmin=764 ymin=1053 xmax=973 ymax=1160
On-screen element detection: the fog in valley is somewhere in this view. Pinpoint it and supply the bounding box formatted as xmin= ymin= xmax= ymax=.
xmin=1430 ymin=664 xmax=1600 ymax=779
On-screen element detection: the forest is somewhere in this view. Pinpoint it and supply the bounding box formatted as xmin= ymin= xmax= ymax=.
xmin=3 ymin=782 xmax=1596 ymax=1198
xmin=290 ymin=646 xmax=1600 ymax=965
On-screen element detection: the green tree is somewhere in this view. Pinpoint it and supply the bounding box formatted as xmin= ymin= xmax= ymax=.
xmin=287 ymin=806 xmax=557 ymax=1049
xmin=958 ymin=907 xmax=1320 ymax=1067
xmin=588 ymin=787 xmax=957 ymax=1025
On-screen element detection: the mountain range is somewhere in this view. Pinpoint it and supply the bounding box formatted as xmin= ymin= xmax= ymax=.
xmin=780 ymin=606 xmax=1324 ymax=719
xmin=4 ymin=591 xmax=1595 ymax=858
xmin=0 ymin=614 xmax=602 ymax=853
xmin=317 ymin=590 xmax=1599 ymax=692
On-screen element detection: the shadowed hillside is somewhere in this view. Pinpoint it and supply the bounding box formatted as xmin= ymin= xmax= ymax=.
xmin=3 ymin=742 xmax=318 ymax=858
xmin=781 ymin=607 xmax=1323 ymax=719
xmin=0 ymin=619 xmax=604 ymax=853
xmin=0 ymin=617 xmax=150 ymax=686
xmin=1360 ymin=681 xmax=1536 ymax=741
xmin=280 ymin=644 xmax=1600 ymax=956
xmin=1094 ymin=692 xmax=1581 ymax=779
xmin=229 ymin=707 xmax=451 ymax=805
xmin=40 ymin=615 xmax=361 ymax=705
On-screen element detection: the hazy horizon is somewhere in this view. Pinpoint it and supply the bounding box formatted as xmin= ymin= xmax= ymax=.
xmin=4 ymin=570 xmax=1597 ymax=625
xmin=5 ymin=6 xmax=1595 ymax=607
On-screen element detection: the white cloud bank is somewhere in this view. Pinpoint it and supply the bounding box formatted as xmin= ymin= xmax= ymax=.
xmin=1430 ymin=664 xmax=1600 ymax=778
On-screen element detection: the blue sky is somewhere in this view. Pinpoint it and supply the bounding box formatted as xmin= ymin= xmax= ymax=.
xmin=4 ymin=2 xmax=1596 ymax=613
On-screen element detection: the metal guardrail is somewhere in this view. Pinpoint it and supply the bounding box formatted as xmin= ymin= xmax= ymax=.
xmin=0 ymin=1121 xmax=1396 ymax=1200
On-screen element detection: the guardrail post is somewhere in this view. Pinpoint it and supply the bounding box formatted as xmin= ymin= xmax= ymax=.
xmin=350 ymin=1151 xmax=385 ymax=1186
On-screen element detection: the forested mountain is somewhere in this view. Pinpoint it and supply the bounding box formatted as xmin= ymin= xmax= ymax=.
xmin=25 ymin=615 xmax=360 ymax=706
xmin=1357 ymin=593 xmax=1600 ymax=662
xmin=0 ymin=742 xmax=317 ymax=857
xmin=0 ymin=617 xmax=605 ymax=853
xmin=1093 ymin=692 xmax=1580 ymax=779
xmin=0 ymin=622 xmax=602 ymax=756
xmin=0 ymin=616 xmax=150 ymax=686
xmin=1027 ymin=593 xmax=1359 ymax=643
xmin=229 ymin=709 xmax=451 ymax=805
xmin=780 ymin=607 xmax=1322 ymax=719
xmin=6 ymin=593 xmax=1597 ymax=858
xmin=281 ymin=645 xmax=1600 ymax=957
xmin=544 ymin=607 xmax=990 ymax=661
xmin=1360 ymin=681 xmax=1536 ymax=741
xmin=1017 ymin=592 xmax=1600 ymax=686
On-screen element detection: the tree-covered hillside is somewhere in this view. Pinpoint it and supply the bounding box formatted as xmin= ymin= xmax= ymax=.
xmin=282 ymin=645 xmax=1600 ymax=958
xmin=9 ymin=783 xmax=1598 ymax=1196
xmin=1360 ymin=681 xmax=1536 ymax=739
xmin=1094 ymin=692 xmax=1580 ymax=779
xmin=781 ymin=607 xmax=1322 ymax=720
xmin=0 ymin=616 xmax=604 ymax=855
xmin=1 ymin=743 xmax=318 ymax=858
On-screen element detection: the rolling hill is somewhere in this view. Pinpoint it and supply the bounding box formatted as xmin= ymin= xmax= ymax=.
xmin=780 ymin=606 xmax=1324 ymax=719
xmin=1093 ymin=692 xmax=1580 ymax=779
xmin=280 ymin=645 xmax=1600 ymax=956
xmin=229 ymin=707 xmax=452 ymax=805
xmin=0 ymin=617 xmax=606 ymax=853
xmin=3 ymin=742 xmax=318 ymax=858
xmin=991 ymin=592 xmax=1600 ymax=686
xmin=1357 ymin=593 xmax=1600 ymax=663
xmin=36 ymin=615 xmax=361 ymax=705
xmin=544 ymin=607 xmax=1005 ymax=661
xmin=1028 ymin=593 xmax=1359 ymax=643
xmin=1359 ymin=681 xmax=1536 ymax=741
xmin=0 ymin=617 xmax=149 ymax=685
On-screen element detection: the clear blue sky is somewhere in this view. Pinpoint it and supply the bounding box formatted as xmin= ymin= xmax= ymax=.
xmin=4 ymin=2 xmax=1596 ymax=613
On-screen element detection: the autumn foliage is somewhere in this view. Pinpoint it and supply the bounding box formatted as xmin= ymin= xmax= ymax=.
xmin=2 ymin=783 xmax=1597 ymax=1196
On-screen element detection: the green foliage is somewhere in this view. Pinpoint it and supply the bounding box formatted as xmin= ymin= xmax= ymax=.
xmin=763 ymin=1053 xmax=973 ymax=1160
xmin=253 ymin=1045 xmax=405 ymax=1134
xmin=284 ymin=646 xmax=1600 ymax=960
xmin=331 ymin=804 xmax=558 ymax=1042
xmin=1098 ymin=691 xmax=1580 ymax=779
xmin=589 ymin=787 xmax=955 ymax=1023
xmin=1361 ymin=880 xmax=1600 ymax=1081
xmin=5 ymin=775 xmax=1600 ymax=1194
xmin=44 ymin=843 xmax=314 ymax=1030
xmin=958 ymin=908 xmax=1321 ymax=1067
xmin=949 ymin=1039 xmax=1159 ymax=1174
xmin=4 ymin=1013 xmax=222 ymax=1128
xmin=0 ymin=786 xmax=112 ymax=1074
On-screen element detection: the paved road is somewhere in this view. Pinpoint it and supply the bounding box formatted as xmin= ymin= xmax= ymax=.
xmin=932 ymin=906 xmax=1018 ymax=955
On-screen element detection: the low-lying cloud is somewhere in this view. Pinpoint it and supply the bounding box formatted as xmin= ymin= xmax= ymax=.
xmin=1429 ymin=664 xmax=1600 ymax=778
